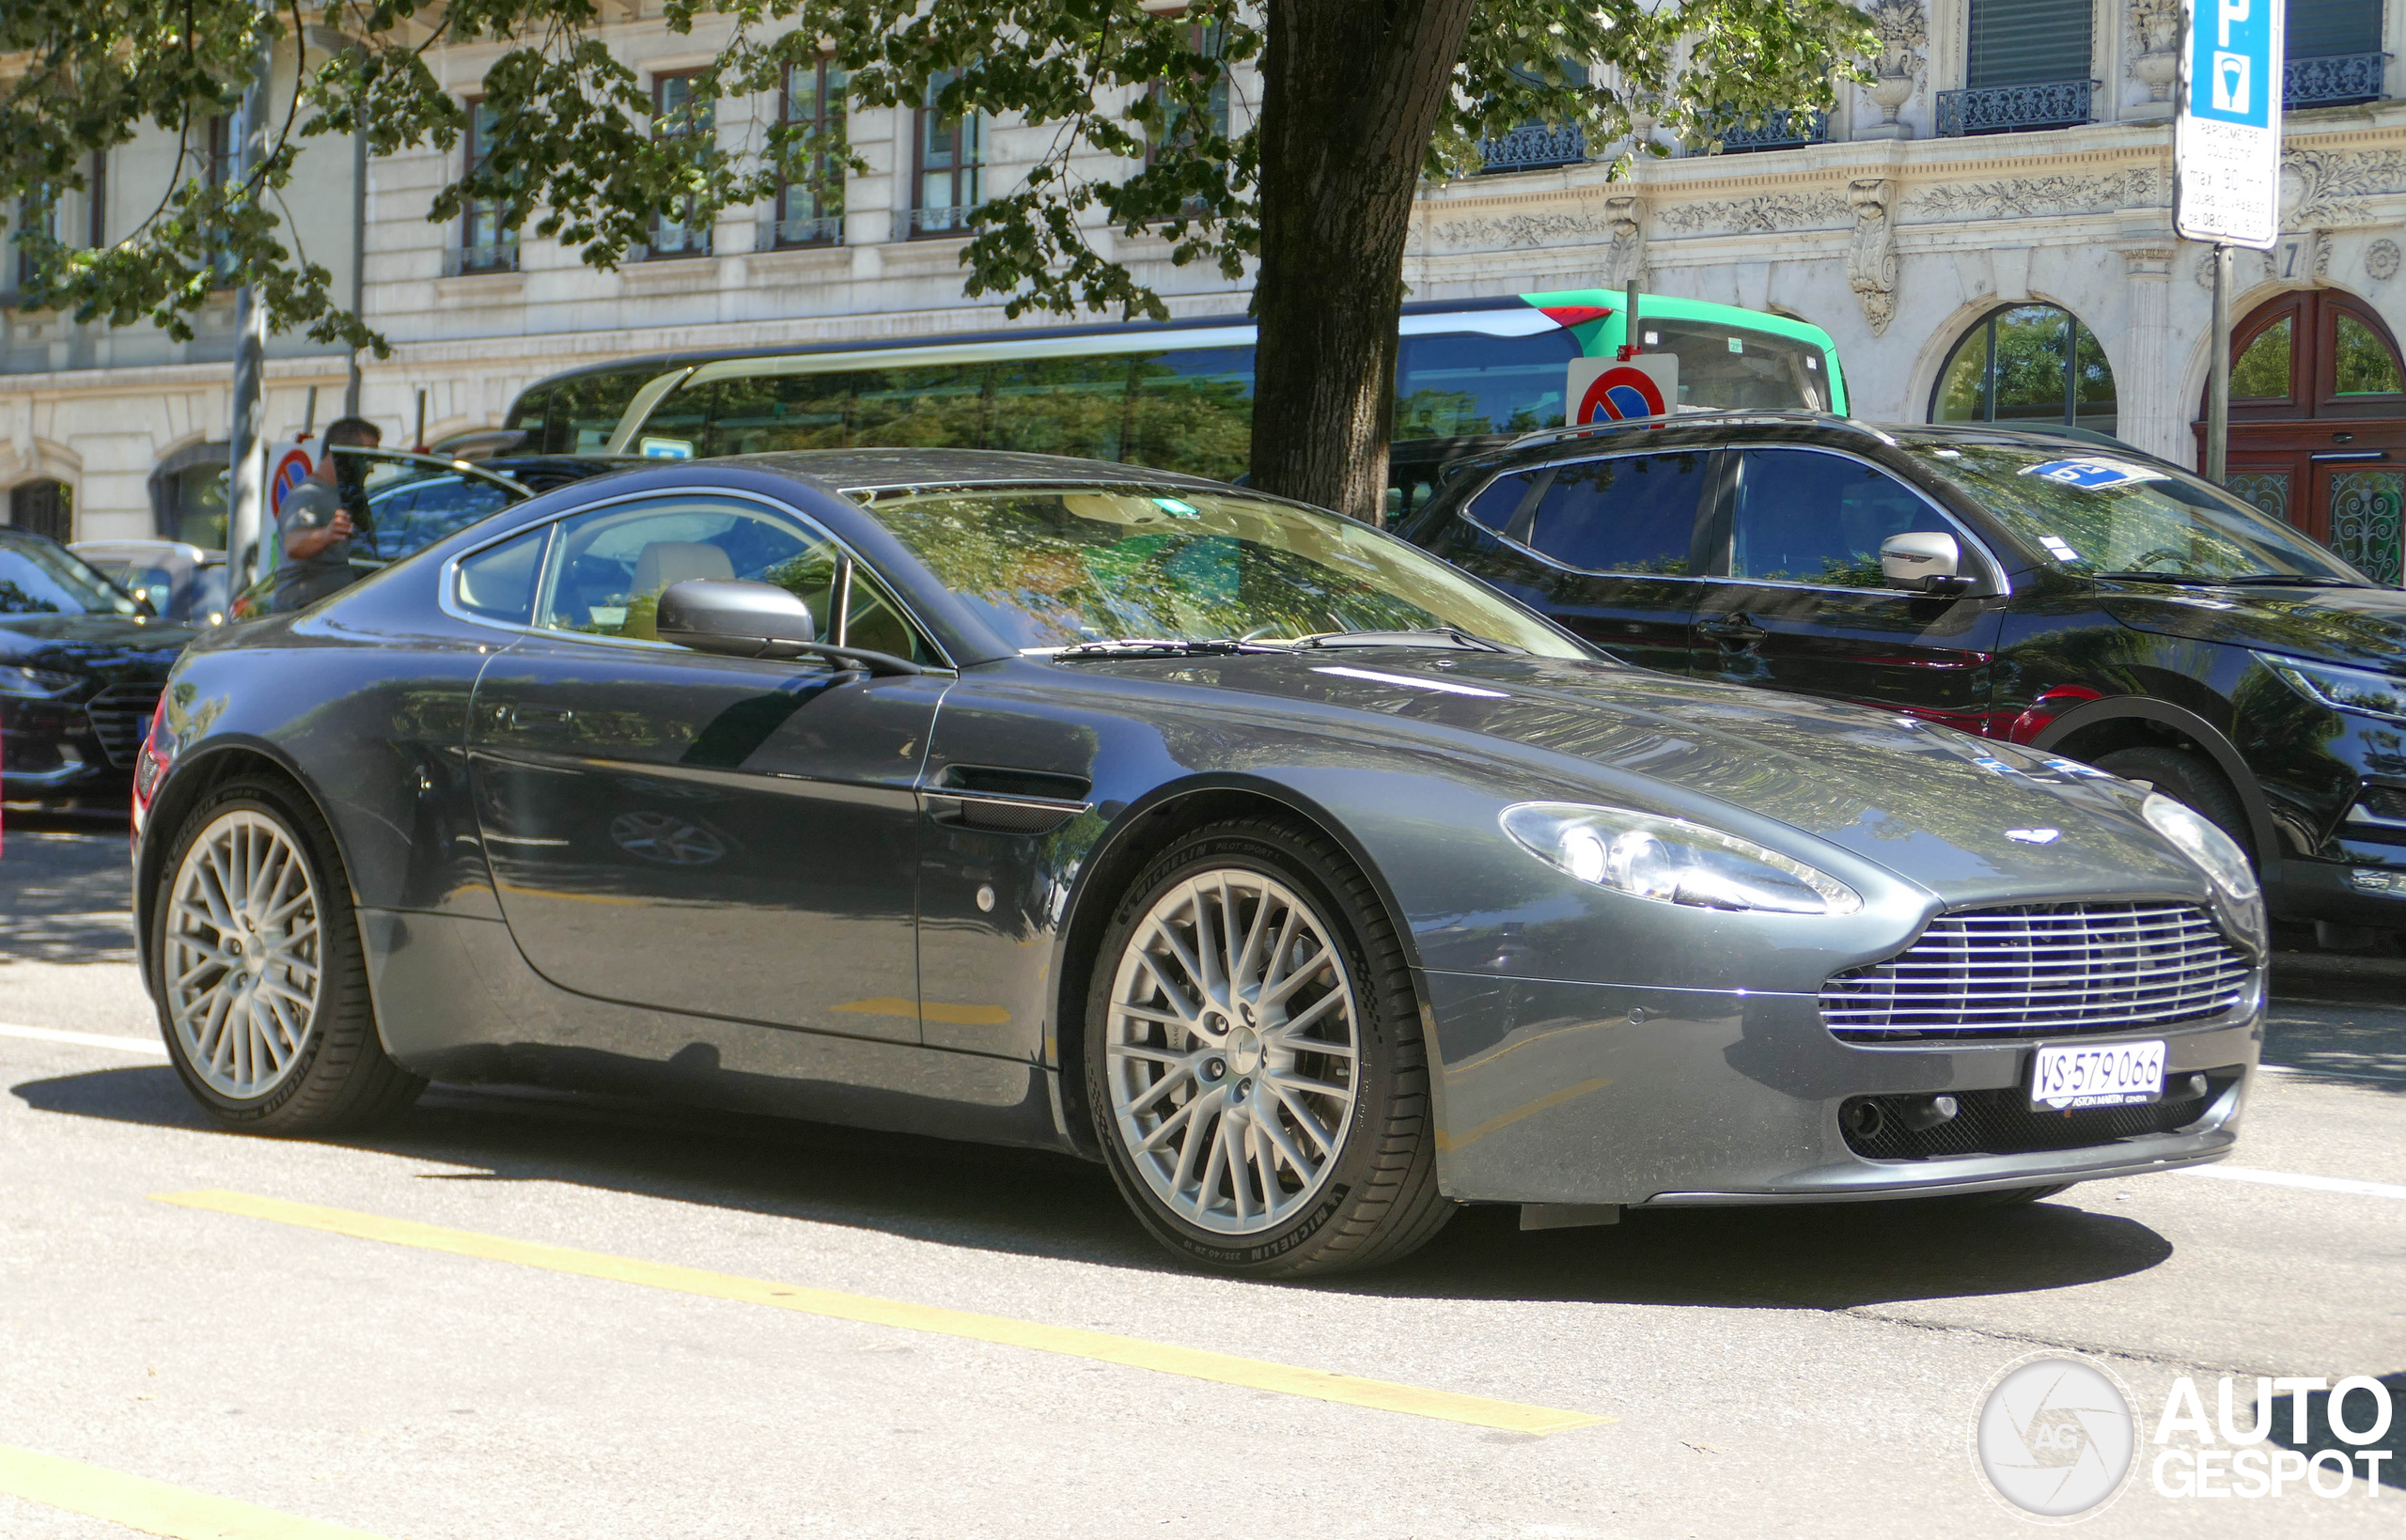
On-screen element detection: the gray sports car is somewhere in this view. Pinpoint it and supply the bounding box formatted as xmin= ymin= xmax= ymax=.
xmin=132 ymin=450 xmax=2266 ymax=1276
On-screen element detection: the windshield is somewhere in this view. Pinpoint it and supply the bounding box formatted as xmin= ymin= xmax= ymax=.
xmin=850 ymin=485 xmax=1589 ymax=657
xmin=1651 ymin=319 xmax=1831 ymax=412
xmin=0 ymin=535 xmax=141 ymax=617
xmin=1906 ymin=443 xmax=2365 ymax=584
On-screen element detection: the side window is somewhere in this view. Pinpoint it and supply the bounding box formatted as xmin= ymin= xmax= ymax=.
xmin=386 ymin=475 xmax=516 ymax=561
xmin=1523 ymin=452 xmax=1711 ymax=575
xmin=1461 ymin=472 xmax=1538 ymax=535
xmin=455 ymin=527 xmax=549 ymax=625
xmin=535 ymin=496 xmax=837 ymax=641
xmin=1727 ymin=449 xmax=1954 ymax=588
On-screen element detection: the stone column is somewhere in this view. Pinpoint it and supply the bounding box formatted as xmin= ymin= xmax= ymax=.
xmin=2117 ymin=243 xmax=2181 ymax=462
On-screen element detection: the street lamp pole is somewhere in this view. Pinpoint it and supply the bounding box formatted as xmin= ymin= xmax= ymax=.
xmin=225 ymin=1 xmax=274 ymax=589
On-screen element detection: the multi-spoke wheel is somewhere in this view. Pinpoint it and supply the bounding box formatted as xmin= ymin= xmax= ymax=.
xmin=151 ymin=779 xmax=423 ymax=1132
xmin=1086 ymin=819 xmax=1449 ymax=1276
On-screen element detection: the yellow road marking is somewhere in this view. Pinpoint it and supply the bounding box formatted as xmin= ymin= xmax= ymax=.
xmin=154 ymin=1190 xmax=1610 ymax=1437
xmin=0 ymin=1444 xmax=389 ymax=1540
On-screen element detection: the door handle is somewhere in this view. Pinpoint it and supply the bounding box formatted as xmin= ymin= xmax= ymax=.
xmin=506 ymin=705 xmax=573 ymax=730
xmin=1703 ymin=614 xmax=1766 ymax=646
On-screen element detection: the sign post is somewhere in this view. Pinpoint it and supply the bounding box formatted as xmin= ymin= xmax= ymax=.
xmin=2175 ymin=0 xmax=2285 ymax=484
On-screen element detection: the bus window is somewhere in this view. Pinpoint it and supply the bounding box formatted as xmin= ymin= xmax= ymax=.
xmin=1644 ymin=320 xmax=1830 ymax=413
xmin=1396 ymin=330 xmax=1579 ymax=437
xmin=709 ymin=369 xmax=868 ymax=454
xmin=1126 ymin=349 xmax=1253 ymax=481
xmin=641 ymin=381 xmax=715 ymax=458
xmin=547 ymin=366 xmax=664 ymax=453
xmin=503 ymin=387 xmax=550 ymax=454
xmin=850 ymin=365 xmax=991 ymax=446
xmin=989 ymin=354 xmax=1138 ymax=460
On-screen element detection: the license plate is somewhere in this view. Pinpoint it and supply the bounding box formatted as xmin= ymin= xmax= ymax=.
xmin=2031 ymin=1040 xmax=2165 ymax=1111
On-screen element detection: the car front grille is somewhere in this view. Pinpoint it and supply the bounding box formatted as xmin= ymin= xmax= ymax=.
xmin=1820 ymin=902 xmax=2254 ymax=1044
xmin=1838 ymin=1068 xmax=2244 ymax=1160
xmin=86 ymin=685 xmax=163 ymax=770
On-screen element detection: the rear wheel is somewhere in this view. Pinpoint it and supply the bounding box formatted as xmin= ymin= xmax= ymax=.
xmin=151 ymin=778 xmax=423 ymax=1133
xmin=2091 ymin=746 xmax=2253 ymax=859
xmin=1086 ymin=818 xmax=1448 ymax=1276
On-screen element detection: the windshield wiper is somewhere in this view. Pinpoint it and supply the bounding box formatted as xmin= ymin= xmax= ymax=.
xmin=2089 ymin=569 xmax=2365 ymax=589
xmin=1043 ymin=638 xmax=1293 ymax=661
xmin=1297 ymin=628 xmax=1519 ymax=653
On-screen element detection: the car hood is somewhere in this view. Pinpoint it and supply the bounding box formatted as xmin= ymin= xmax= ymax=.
xmin=2101 ymin=581 xmax=2406 ymax=670
xmin=0 ymin=611 xmax=194 ymax=676
xmin=1130 ymin=649 xmax=2204 ymax=908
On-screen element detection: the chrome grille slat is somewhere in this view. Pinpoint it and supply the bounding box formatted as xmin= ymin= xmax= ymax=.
xmin=1820 ymin=901 xmax=2254 ymax=1044
xmin=85 ymin=685 xmax=163 ymax=770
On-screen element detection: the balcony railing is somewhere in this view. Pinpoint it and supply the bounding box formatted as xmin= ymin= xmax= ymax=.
xmin=1477 ymin=123 xmax=1586 ymax=174
xmin=757 ymin=214 xmax=845 ymax=250
xmin=1706 ymin=109 xmax=1830 ymax=154
xmin=894 ymin=206 xmax=980 ymax=241
xmin=2287 ymin=53 xmax=2386 ymax=108
xmin=441 ymin=241 xmax=521 ymax=278
xmin=636 ymin=225 xmax=713 ymax=262
xmin=1936 ymin=80 xmax=2094 ymax=137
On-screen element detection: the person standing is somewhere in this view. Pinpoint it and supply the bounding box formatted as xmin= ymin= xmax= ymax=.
xmin=272 ymin=415 xmax=382 ymax=611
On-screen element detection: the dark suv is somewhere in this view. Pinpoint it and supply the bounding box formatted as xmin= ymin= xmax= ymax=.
xmin=1398 ymin=413 xmax=2406 ymax=939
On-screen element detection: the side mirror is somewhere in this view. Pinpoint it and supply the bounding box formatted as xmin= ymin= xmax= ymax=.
xmin=1881 ymin=532 xmax=1969 ymax=595
xmin=656 ymin=578 xmax=925 ymax=677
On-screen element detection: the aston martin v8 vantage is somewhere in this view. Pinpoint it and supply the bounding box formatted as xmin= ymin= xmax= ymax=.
xmin=133 ymin=451 xmax=2266 ymax=1276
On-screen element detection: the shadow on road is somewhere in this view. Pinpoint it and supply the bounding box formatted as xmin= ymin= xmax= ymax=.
xmin=0 ymin=818 xmax=135 ymax=966
xmin=2263 ymin=1004 xmax=2406 ymax=1095
xmin=12 ymin=1060 xmax=2174 ymax=1312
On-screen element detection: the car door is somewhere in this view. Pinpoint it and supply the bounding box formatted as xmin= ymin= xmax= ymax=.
xmin=1691 ymin=445 xmax=2007 ymax=727
xmin=1444 ymin=448 xmax=1718 ymax=673
xmin=463 ymin=490 xmax=947 ymax=1042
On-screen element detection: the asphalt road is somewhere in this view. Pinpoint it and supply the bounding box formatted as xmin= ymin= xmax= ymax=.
xmin=2 ymin=818 xmax=2400 ymax=1539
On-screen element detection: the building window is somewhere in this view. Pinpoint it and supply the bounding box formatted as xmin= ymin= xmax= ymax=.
xmin=1939 ymin=0 xmax=2095 ymax=135
xmin=1930 ymin=303 xmax=2117 ymax=436
xmin=86 ymin=151 xmax=106 ymax=249
xmin=649 ymin=70 xmax=714 ymax=258
xmin=8 ymin=479 xmax=73 ymax=545
xmin=2286 ymin=0 xmax=2384 ymax=107
xmin=908 ymin=72 xmax=984 ymax=238
xmin=1149 ymin=24 xmax=1230 ymax=161
xmin=769 ymin=59 xmax=847 ymax=248
xmin=454 ymin=99 xmax=519 ymax=274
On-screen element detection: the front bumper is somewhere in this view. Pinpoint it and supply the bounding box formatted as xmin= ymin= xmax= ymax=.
xmin=1 ymin=691 xmax=152 ymax=806
xmin=1419 ymin=970 xmax=2262 ymax=1207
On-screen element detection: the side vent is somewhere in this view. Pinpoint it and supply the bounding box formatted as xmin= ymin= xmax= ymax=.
xmin=929 ymin=765 xmax=1093 ymax=835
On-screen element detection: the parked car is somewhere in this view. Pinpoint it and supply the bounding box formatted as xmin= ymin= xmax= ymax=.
xmin=134 ymin=450 xmax=2263 ymax=1275
xmin=1397 ymin=412 xmax=2406 ymax=940
xmin=72 ymin=539 xmax=231 ymax=628
xmin=1 ymin=527 xmax=193 ymax=808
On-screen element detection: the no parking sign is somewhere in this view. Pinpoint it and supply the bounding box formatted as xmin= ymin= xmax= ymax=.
xmin=1565 ymin=354 xmax=1680 ymax=425
xmin=267 ymin=442 xmax=316 ymax=514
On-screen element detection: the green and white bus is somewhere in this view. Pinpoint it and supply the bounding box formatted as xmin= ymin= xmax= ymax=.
xmin=500 ymin=289 xmax=1846 ymax=520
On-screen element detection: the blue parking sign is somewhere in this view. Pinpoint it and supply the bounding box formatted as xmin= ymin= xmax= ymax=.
xmin=2191 ymin=0 xmax=2274 ymax=130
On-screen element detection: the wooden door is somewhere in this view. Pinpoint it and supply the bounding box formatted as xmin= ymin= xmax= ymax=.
xmin=2197 ymin=288 xmax=2406 ymax=583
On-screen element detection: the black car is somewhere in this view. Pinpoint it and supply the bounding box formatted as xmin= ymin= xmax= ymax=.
xmin=134 ymin=450 xmax=2265 ymax=1276
xmin=0 ymin=528 xmax=193 ymax=808
xmin=1398 ymin=412 xmax=2406 ymax=941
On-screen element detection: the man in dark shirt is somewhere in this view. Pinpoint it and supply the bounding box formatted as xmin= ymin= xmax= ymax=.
xmin=272 ymin=415 xmax=381 ymax=611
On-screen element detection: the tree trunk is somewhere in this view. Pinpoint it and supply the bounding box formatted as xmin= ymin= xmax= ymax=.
xmin=1250 ymin=0 xmax=1477 ymax=523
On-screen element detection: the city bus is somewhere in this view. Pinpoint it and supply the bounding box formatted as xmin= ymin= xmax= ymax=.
xmin=498 ymin=289 xmax=1847 ymax=521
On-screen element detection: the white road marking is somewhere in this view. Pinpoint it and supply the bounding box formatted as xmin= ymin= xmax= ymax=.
xmin=0 ymin=1021 xmax=166 ymax=1057
xmin=2177 ymin=1165 xmax=2406 ymax=1201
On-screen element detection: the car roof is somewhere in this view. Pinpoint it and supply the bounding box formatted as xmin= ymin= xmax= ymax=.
xmin=1461 ymin=412 xmax=2170 ymax=475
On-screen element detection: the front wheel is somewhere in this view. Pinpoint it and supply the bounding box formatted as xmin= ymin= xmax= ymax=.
xmin=151 ymin=778 xmax=424 ymax=1133
xmin=1085 ymin=818 xmax=1449 ymax=1276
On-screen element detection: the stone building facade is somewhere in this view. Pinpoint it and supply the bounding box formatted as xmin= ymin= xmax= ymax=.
xmin=7 ymin=1 xmax=2406 ymax=570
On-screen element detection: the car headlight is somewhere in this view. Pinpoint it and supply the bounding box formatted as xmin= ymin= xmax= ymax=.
xmin=2259 ymin=652 xmax=2406 ymax=723
xmin=1500 ymin=801 xmax=1862 ymax=915
xmin=2140 ymin=793 xmax=2258 ymax=904
xmin=0 ymin=665 xmax=80 ymax=699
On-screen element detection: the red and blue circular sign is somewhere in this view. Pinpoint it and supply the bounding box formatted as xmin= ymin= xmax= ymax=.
xmin=270 ymin=448 xmax=314 ymax=513
xmin=1577 ymin=366 xmax=1668 ymax=424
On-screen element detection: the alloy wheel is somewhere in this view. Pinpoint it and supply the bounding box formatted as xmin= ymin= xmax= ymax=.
xmin=164 ymin=809 xmax=324 ymax=1100
xmin=1103 ymin=867 xmax=1362 ymax=1236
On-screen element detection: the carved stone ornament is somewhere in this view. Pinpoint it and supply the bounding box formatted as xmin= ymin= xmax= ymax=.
xmin=1428 ymin=212 xmax=1617 ymax=251
xmin=2128 ymin=0 xmax=2180 ymax=101
xmin=1654 ymin=190 xmax=1852 ymax=235
xmin=1845 ymin=178 xmax=1899 ymax=334
xmin=1862 ymin=0 xmax=1926 ymax=125
xmin=2369 ymin=240 xmax=2402 ymax=282
xmin=1906 ymin=169 xmax=2165 ymax=222
xmin=2280 ymin=148 xmax=2406 ymax=231
xmin=1601 ymin=194 xmax=1648 ymax=290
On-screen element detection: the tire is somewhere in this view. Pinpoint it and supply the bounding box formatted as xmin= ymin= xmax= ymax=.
xmin=1084 ymin=817 xmax=1450 ymax=1277
xmin=150 ymin=776 xmax=424 ymax=1134
xmin=2091 ymin=746 xmax=2254 ymax=859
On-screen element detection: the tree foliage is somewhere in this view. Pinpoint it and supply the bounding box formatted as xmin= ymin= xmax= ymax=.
xmin=4 ymin=0 xmax=1870 ymax=353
